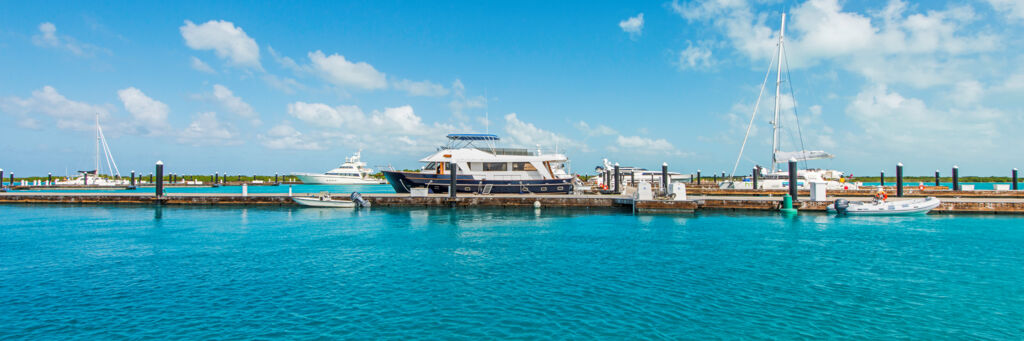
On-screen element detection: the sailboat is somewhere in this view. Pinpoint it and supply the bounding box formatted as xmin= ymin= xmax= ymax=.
xmin=720 ymin=13 xmax=859 ymax=191
xmin=55 ymin=115 xmax=129 ymax=186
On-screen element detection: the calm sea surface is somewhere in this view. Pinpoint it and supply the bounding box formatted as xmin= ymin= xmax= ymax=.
xmin=1 ymin=205 xmax=1022 ymax=339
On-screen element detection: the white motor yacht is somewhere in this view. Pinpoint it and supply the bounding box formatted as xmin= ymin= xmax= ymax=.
xmin=293 ymin=151 xmax=383 ymax=185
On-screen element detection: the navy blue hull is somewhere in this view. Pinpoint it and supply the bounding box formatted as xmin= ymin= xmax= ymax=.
xmin=382 ymin=171 xmax=573 ymax=194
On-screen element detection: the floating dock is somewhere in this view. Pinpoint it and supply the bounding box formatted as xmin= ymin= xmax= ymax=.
xmin=3 ymin=191 xmax=1024 ymax=214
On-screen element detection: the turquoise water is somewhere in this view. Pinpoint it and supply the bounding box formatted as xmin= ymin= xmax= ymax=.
xmin=1 ymin=206 xmax=1022 ymax=339
xmin=17 ymin=184 xmax=396 ymax=194
xmin=860 ymin=182 xmax=1013 ymax=190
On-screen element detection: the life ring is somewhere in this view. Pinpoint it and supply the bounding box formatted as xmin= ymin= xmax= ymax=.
xmin=918 ymin=183 xmax=924 ymax=190
xmin=876 ymin=192 xmax=887 ymax=201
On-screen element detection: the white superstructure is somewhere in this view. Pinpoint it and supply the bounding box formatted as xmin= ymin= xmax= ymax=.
xmin=293 ymin=151 xmax=383 ymax=185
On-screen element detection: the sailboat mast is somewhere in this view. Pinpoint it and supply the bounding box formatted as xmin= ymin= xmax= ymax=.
xmin=771 ymin=13 xmax=786 ymax=173
xmin=95 ymin=114 xmax=101 ymax=177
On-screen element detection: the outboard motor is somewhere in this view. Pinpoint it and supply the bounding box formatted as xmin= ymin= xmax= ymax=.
xmin=350 ymin=191 xmax=371 ymax=208
xmin=833 ymin=198 xmax=850 ymax=215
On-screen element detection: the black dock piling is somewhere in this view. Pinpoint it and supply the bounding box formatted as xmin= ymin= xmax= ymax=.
xmin=935 ymin=170 xmax=940 ymax=187
xmin=880 ymin=171 xmax=885 ymax=187
xmin=275 ymin=173 xmax=279 ymax=184
xmin=752 ymin=167 xmax=759 ymax=189
xmin=896 ymin=163 xmax=904 ymax=197
xmin=952 ymin=166 xmax=960 ymax=191
xmin=0 ymin=169 xmax=4 ymax=187
xmin=696 ymin=170 xmax=701 ymax=185
xmin=613 ymin=163 xmax=620 ymax=193
xmin=788 ymin=159 xmax=798 ymax=201
xmin=713 ymin=174 xmax=717 ymax=183
xmin=155 ymin=161 xmax=164 ymax=198
xmin=130 ymin=171 xmax=135 ymax=187
xmin=661 ymin=163 xmax=668 ymax=194
xmin=149 ymin=173 xmax=153 ymax=183
xmin=630 ymin=171 xmax=635 ymax=187
xmin=1013 ymin=168 xmax=1018 ymax=190
xmin=83 ymin=172 xmax=87 ymax=186
xmin=449 ymin=162 xmax=457 ymax=199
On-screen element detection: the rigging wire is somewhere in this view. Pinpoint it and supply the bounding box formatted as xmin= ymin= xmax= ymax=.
xmin=729 ymin=51 xmax=778 ymax=178
xmin=782 ymin=44 xmax=810 ymax=169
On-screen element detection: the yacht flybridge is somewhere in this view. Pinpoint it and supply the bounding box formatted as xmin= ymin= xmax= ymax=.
xmin=293 ymin=151 xmax=383 ymax=185
xmin=720 ymin=13 xmax=859 ymax=191
xmin=382 ymin=134 xmax=574 ymax=194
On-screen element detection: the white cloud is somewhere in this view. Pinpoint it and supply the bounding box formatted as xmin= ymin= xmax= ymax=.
xmin=619 ymin=13 xmax=644 ymax=39
xmin=190 ymin=56 xmax=216 ymax=74
xmin=612 ymin=135 xmax=682 ymax=155
xmin=259 ymin=123 xmax=324 ymax=150
xmin=394 ymin=79 xmax=450 ymax=96
xmin=449 ymin=79 xmax=487 ymax=119
xmin=287 ymin=101 xmax=364 ymax=128
xmin=845 ymin=84 xmax=1004 ymax=152
xmin=503 ymin=113 xmax=583 ymax=151
xmin=262 ymin=74 xmax=302 ymax=94
xmin=117 ymin=87 xmax=171 ymax=135
xmin=31 ymin=22 xmax=108 ymax=57
xmin=677 ymin=43 xmax=715 ymax=70
xmin=2 ymin=86 xmax=110 ymax=120
xmin=987 ymin=0 xmax=1024 ymax=21
xmin=179 ymin=112 xmax=237 ymax=145
xmin=575 ymin=121 xmax=617 ymax=136
xmin=180 ymin=20 xmax=261 ymax=69
xmin=950 ymin=80 xmax=984 ymax=106
xmin=308 ymin=50 xmax=387 ymax=90
xmin=210 ymin=85 xmax=257 ymax=123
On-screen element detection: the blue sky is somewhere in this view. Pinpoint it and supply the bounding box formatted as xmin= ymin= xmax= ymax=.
xmin=1 ymin=0 xmax=1022 ymax=177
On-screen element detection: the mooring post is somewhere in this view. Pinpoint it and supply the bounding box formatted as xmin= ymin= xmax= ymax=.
xmin=630 ymin=171 xmax=635 ymax=187
xmin=661 ymin=163 xmax=669 ymax=194
xmin=713 ymin=173 xmax=717 ymax=183
xmin=47 ymin=172 xmax=52 ymax=186
xmin=0 ymin=169 xmax=4 ymax=187
xmin=613 ymin=163 xmax=620 ymax=193
xmin=752 ymin=166 xmax=759 ymax=189
xmin=952 ymin=165 xmax=960 ymax=191
xmin=696 ymin=170 xmax=701 ymax=185
xmin=214 ymin=172 xmax=219 ymax=184
xmin=935 ymin=170 xmax=940 ymax=187
xmin=275 ymin=173 xmax=279 ymax=184
xmin=1014 ymin=168 xmax=1019 ymax=190
xmin=83 ymin=172 xmax=87 ymax=186
xmin=155 ymin=161 xmax=164 ymax=198
xmin=449 ymin=161 xmax=457 ymax=199
xmin=896 ymin=163 xmax=904 ymax=197
xmin=880 ymin=171 xmax=885 ymax=187
xmin=130 ymin=170 xmax=135 ymax=187
xmin=149 ymin=173 xmax=153 ymax=183
xmin=788 ymin=158 xmax=799 ymax=201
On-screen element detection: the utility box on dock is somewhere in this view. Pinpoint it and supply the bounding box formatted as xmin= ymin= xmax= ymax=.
xmin=669 ymin=183 xmax=686 ymax=201
xmin=410 ymin=188 xmax=428 ymax=197
xmin=636 ymin=182 xmax=653 ymax=200
xmin=809 ymin=181 xmax=826 ymax=201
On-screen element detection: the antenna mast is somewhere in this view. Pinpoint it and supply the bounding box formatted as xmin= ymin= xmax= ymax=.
xmin=770 ymin=13 xmax=786 ymax=173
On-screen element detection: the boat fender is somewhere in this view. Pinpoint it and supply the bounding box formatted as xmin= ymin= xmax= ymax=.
xmin=833 ymin=199 xmax=849 ymax=214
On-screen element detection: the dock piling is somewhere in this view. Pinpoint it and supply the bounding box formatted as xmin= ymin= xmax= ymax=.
xmin=214 ymin=172 xmax=219 ymax=184
xmin=449 ymin=162 xmax=457 ymax=199
xmin=0 ymin=169 xmax=4 ymax=187
xmin=661 ymin=163 xmax=668 ymax=194
xmin=788 ymin=159 xmax=798 ymax=201
xmin=880 ymin=171 xmax=885 ymax=187
xmin=1013 ymin=168 xmax=1018 ymax=190
xmin=896 ymin=163 xmax=904 ymax=197
xmin=130 ymin=171 xmax=135 ymax=187
xmin=935 ymin=170 xmax=940 ymax=187
xmin=752 ymin=166 xmax=759 ymax=189
xmin=83 ymin=172 xmax=87 ymax=186
xmin=275 ymin=173 xmax=279 ymax=184
xmin=952 ymin=165 xmax=960 ymax=191
xmin=613 ymin=163 xmax=620 ymax=193
xmin=696 ymin=170 xmax=701 ymax=185
xmin=155 ymin=161 xmax=164 ymax=198
xmin=48 ymin=172 xmax=52 ymax=186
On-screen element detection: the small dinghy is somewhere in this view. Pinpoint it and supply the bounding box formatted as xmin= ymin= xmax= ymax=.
xmin=827 ymin=197 xmax=940 ymax=216
xmin=293 ymin=191 xmax=358 ymax=208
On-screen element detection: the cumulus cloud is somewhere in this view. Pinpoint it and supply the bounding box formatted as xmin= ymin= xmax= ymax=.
xmin=117 ymin=87 xmax=171 ymax=135
xmin=610 ymin=135 xmax=683 ymax=155
xmin=190 ymin=56 xmax=216 ymax=74
xmin=283 ymin=101 xmax=455 ymax=153
xmin=209 ymin=85 xmax=257 ymax=123
xmin=259 ymin=123 xmax=324 ymax=150
xmin=503 ymin=113 xmax=583 ymax=151
xmin=1 ymin=86 xmax=113 ymax=131
xmin=449 ymin=79 xmax=486 ymax=120
xmin=308 ymin=50 xmax=387 ymax=90
xmin=987 ymin=0 xmax=1024 ymax=21
xmin=287 ymin=102 xmax=364 ymax=128
xmin=677 ymin=43 xmax=715 ymax=70
xmin=394 ymin=79 xmax=450 ymax=96
xmin=179 ymin=112 xmax=238 ymax=145
xmin=619 ymin=13 xmax=644 ymax=39
xmin=574 ymin=121 xmax=618 ymax=136
xmin=31 ymin=22 xmax=108 ymax=57
xmin=180 ymin=20 xmax=261 ymax=69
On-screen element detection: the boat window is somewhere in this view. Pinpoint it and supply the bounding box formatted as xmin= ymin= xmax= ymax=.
xmin=424 ymin=162 xmax=438 ymax=171
xmin=512 ymin=162 xmax=537 ymax=171
xmin=469 ymin=163 xmax=483 ymax=171
xmin=483 ymin=162 xmax=508 ymax=171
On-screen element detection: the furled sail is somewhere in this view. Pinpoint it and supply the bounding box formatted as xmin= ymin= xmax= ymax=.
xmin=773 ymin=150 xmax=834 ymax=163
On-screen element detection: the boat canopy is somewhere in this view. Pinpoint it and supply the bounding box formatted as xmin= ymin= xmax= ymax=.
xmin=447 ymin=134 xmax=499 ymax=141
xmin=773 ymin=150 xmax=834 ymax=163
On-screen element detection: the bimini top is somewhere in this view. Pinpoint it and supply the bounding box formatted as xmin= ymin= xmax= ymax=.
xmin=446 ymin=133 xmax=499 ymax=141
